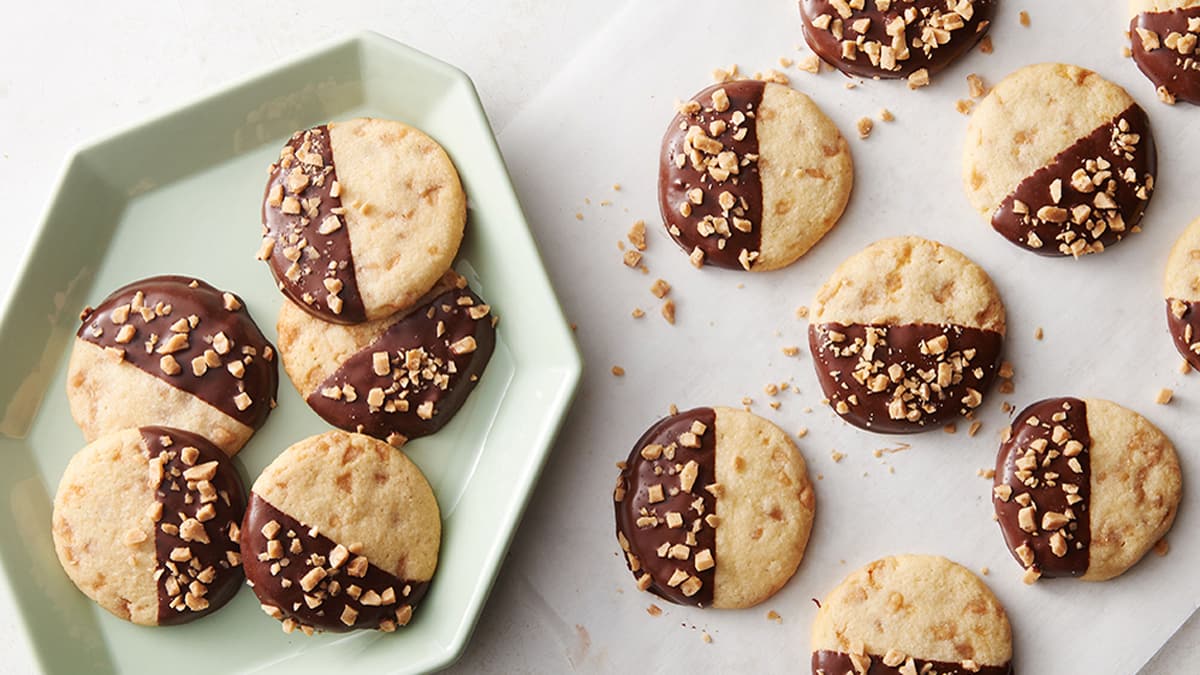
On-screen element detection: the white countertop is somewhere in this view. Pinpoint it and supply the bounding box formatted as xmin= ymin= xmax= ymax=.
xmin=0 ymin=2 xmax=1196 ymax=672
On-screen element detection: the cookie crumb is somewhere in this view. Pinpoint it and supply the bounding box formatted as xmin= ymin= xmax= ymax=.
xmin=628 ymin=220 xmax=647 ymax=251
xmin=766 ymin=610 xmax=782 ymax=624
xmin=795 ymin=305 xmax=809 ymax=319
xmin=622 ymin=250 xmax=643 ymax=268
xmin=669 ymin=404 xmax=679 ymax=415
xmin=702 ymin=631 xmax=712 ymax=644
xmin=967 ymin=73 xmax=987 ymax=98
xmin=907 ymin=68 xmax=930 ymax=90
xmin=979 ymin=36 xmax=994 ymax=54
xmin=575 ymin=213 xmax=583 ymax=221
xmin=879 ymin=108 xmax=895 ymax=122
xmin=797 ymin=54 xmax=821 ymax=74
xmin=1156 ymin=388 xmax=1173 ymax=405
xmin=1155 ymin=538 xmax=1170 ymax=556
xmin=831 ymin=450 xmax=845 ymax=463
xmin=647 ymin=604 xmax=663 ymax=617
xmin=1034 ymin=327 xmax=1044 ymax=340
xmin=1181 ymin=359 xmax=1192 ymax=375
xmin=816 ymin=473 xmax=824 ymax=481
xmin=632 ymin=308 xmax=645 ymax=319
xmin=1122 ymin=45 xmax=1132 ymax=58
xmin=980 ymin=566 xmax=990 ymax=576
xmin=977 ymin=468 xmax=995 ymax=479
xmin=797 ymin=427 xmax=808 ymax=439
xmin=662 ymin=300 xmax=676 ymax=325
xmin=955 ymin=99 xmax=975 ymax=115
xmin=779 ymin=57 xmax=794 ymax=68
xmin=1019 ymin=10 xmax=1030 ymax=27
xmin=845 ymin=81 xmax=858 ymax=90
xmin=650 ymin=278 xmax=671 ymax=299
xmin=968 ymin=421 xmax=982 ymax=437
xmin=611 ymin=366 xmax=625 ymax=377
xmin=856 ymin=117 xmax=873 ymax=139
xmin=712 ymin=64 xmax=738 ymax=83
xmin=742 ymin=396 xmax=753 ymax=406
xmin=782 ymin=346 xmax=800 ymax=356
xmin=998 ymin=361 xmax=1014 ymax=379
xmin=760 ymin=69 xmax=790 ymax=85
xmin=943 ymin=423 xmax=957 ymax=434
xmin=1158 ymin=85 xmax=1178 ymax=105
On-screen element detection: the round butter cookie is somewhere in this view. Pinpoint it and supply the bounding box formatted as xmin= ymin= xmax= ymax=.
xmin=658 ymin=80 xmax=853 ymax=271
xmin=963 ymin=63 xmax=1157 ymax=257
xmin=68 ymin=275 xmax=278 ymax=456
xmin=992 ymin=397 xmax=1181 ymax=582
xmin=1129 ymin=0 xmax=1200 ymax=105
xmin=1164 ymin=215 xmax=1200 ymax=368
xmin=811 ymin=554 xmax=1013 ymax=675
xmin=52 ymin=426 xmax=246 ymax=626
xmin=276 ymin=271 xmax=495 ymax=447
xmin=808 ymin=236 xmax=1006 ymax=433
xmin=799 ymin=0 xmax=997 ymax=82
xmin=241 ymin=431 xmax=440 ymax=634
xmin=258 ymin=118 xmax=466 ymax=323
xmin=614 ymin=406 xmax=815 ymax=609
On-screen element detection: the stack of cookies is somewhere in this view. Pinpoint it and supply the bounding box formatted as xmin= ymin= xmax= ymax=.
xmin=52 ymin=117 xmax=491 ymax=635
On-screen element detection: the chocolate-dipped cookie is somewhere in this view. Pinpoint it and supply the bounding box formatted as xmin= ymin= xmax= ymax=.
xmin=964 ymin=63 xmax=1157 ymax=257
xmin=992 ymin=397 xmax=1181 ymax=583
xmin=52 ymin=427 xmax=245 ymax=626
xmin=798 ymin=0 xmax=996 ymax=82
xmin=276 ymin=271 xmax=495 ymax=447
xmin=1130 ymin=0 xmax=1200 ymax=105
xmin=241 ymin=431 xmax=440 ymax=634
xmin=1165 ymin=216 xmax=1200 ymax=368
xmin=67 ymin=275 xmax=278 ymax=456
xmin=614 ymin=406 xmax=815 ymax=609
xmin=258 ymin=118 xmax=466 ymax=323
xmin=811 ymin=555 xmax=1013 ymax=675
xmin=808 ymin=236 xmax=1005 ymax=433
xmin=658 ymin=80 xmax=852 ymax=271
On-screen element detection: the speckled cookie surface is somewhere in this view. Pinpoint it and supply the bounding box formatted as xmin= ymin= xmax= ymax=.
xmin=52 ymin=427 xmax=246 ymax=626
xmin=241 ymin=431 xmax=440 ymax=633
xmin=276 ymin=271 xmax=495 ymax=447
xmin=259 ymin=118 xmax=466 ymax=323
xmin=809 ymin=236 xmax=1005 ymax=433
xmin=811 ymin=554 xmax=1013 ymax=675
xmin=614 ymin=406 xmax=815 ymax=609
xmin=67 ymin=275 xmax=278 ymax=456
xmin=964 ymin=63 xmax=1157 ymax=257
xmin=1164 ymin=217 xmax=1200 ymax=368
xmin=993 ymin=398 xmax=1181 ymax=583
xmin=799 ymin=0 xmax=996 ymax=81
xmin=658 ymin=80 xmax=852 ymax=271
xmin=1129 ymin=0 xmax=1200 ymax=105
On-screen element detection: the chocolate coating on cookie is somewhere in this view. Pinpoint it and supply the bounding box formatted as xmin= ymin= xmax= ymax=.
xmin=242 ymin=494 xmax=429 ymax=633
xmin=260 ymin=125 xmax=366 ymax=324
xmin=1131 ymin=7 xmax=1200 ymax=105
xmin=659 ymin=81 xmax=764 ymax=270
xmin=305 ymin=284 xmax=495 ymax=445
xmin=77 ymin=276 xmax=278 ymax=429
xmin=1167 ymin=299 xmax=1200 ymax=368
xmin=993 ymin=398 xmax=1091 ymax=579
xmin=614 ymin=408 xmax=718 ymax=607
xmin=799 ymin=0 xmax=996 ymax=80
xmin=809 ymin=323 xmax=1002 ymax=433
xmin=812 ymin=651 xmax=1012 ymax=675
xmin=142 ymin=426 xmax=246 ymax=624
xmin=991 ymin=104 xmax=1156 ymax=257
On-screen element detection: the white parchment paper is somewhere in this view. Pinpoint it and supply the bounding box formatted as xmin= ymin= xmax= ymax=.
xmin=489 ymin=0 xmax=1200 ymax=672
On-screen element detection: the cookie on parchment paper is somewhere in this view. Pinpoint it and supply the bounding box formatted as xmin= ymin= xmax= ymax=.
xmin=798 ymin=0 xmax=996 ymax=83
xmin=811 ymin=554 xmax=1013 ymax=675
xmin=1129 ymin=0 xmax=1200 ymax=105
xmin=1164 ymin=215 xmax=1200 ymax=369
xmin=241 ymin=431 xmax=440 ymax=634
xmin=992 ymin=397 xmax=1181 ymax=583
xmin=52 ymin=426 xmax=246 ymax=626
xmin=658 ymin=80 xmax=853 ymax=271
xmin=808 ymin=236 xmax=1006 ymax=433
xmin=68 ymin=275 xmax=278 ymax=456
xmin=963 ymin=63 xmax=1157 ymax=257
xmin=614 ymin=406 xmax=816 ymax=609
xmin=276 ymin=271 xmax=495 ymax=447
xmin=259 ymin=118 xmax=466 ymax=323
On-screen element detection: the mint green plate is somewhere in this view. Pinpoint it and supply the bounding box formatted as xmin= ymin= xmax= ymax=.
xmin=0 ymin=32 xmax=580 ymax=675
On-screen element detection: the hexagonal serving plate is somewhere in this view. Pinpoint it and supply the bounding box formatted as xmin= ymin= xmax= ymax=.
xmin=0 ymin=32 xmax=580 ymax=675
